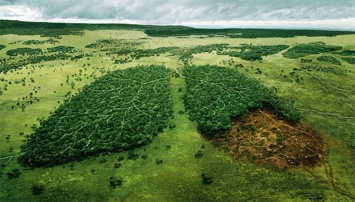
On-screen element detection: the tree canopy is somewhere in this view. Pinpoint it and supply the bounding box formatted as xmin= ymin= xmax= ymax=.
xmin=19 ymin=65 xmax=173 ymax=167
xmin=283 ymin=42 xmax=342 ymax=59
xmin=183 ymin=65 xmax=301 ymax=137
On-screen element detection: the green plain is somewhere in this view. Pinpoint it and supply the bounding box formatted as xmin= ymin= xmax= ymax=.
xmin=0 ymin=29 xmax=355 ymax=201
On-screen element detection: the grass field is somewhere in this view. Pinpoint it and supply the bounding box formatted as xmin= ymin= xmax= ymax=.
xmin=1 ymin=28 xmax=355 ymax=201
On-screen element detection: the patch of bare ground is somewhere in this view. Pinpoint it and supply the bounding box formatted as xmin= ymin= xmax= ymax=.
xmin=211 ymin=109 xmax=324 ymax=168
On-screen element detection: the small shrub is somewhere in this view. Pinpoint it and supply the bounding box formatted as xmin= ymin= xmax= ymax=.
xmin=31 ymin=184 xmax=44 ymax=195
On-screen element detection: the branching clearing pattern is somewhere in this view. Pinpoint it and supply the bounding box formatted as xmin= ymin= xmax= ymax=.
xmin=18 ymin=65 xmax=173 ymax=167
xmin=183 ymin=65 xmax=301 ymax=137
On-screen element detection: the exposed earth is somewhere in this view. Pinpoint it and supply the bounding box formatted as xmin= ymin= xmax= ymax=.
xmin=211 ymin=109 xmax=324 ymax=168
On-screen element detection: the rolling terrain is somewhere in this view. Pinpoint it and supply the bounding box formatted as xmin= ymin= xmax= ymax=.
xmin=0 ymin=21 xmax=355 ymax=201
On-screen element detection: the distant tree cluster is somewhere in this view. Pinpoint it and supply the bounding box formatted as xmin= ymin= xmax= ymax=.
xmin=178 ymin=44 xmax=229 ymax=64
xmin=283 ymin=42 xmax=342 ymax=59
xmin=19 ymin=65 xmax=173 ymax=167
xmin=85 ymin=39 xmax=142 ymax=50
xmin=0 ymin=53 xmax=84 ymax=73
xmin=219 ymin=44 xmax=289 ymax=61
xmin=6 ymin=48 xmax=43 ymax=56
xmin=183 ymin=65 xmax=301 ymax=138
xmin=47 ymin=46 xmax=76 ymax=53
xmin=23 ymin=39 xmax=59 ymax=45
xmin=341 ymin=57 xmax=355 ymax=64
xmin=300 ymin=65 xmax=349 ymax=76
xmin=131 ymin=47 xmax=180 ymax=59
xmin=333 ymin=50 xmax=355 ymax=64
xmin=316 ymin=56 xmax=341 ymax=65
xmin=333 ymin=50 xmax=355 ymax=56
xmin=0 ymin=44 xmax=6 ymax=51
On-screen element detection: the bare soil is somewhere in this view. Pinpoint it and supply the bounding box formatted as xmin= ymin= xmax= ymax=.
xmin=211 ymin=109 xmax=324 ymax=168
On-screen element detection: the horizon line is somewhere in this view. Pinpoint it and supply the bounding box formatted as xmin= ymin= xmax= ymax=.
xmin=1 ymin=18 xmax=355 ymax=32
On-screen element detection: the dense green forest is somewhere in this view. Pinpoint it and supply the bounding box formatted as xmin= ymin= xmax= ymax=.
xmin=6 ymin=48 xmax=43 ymax=56
xmin=1 ymin=20 xmax=354 ymax=39
xmin=183 ymin=65 xmax=301 ymax=137
xmin=282 ymin=42 xmax=342 ymax=58
xmin=144 ymin=27 xmax=355 ymax=38
xmin=18 ymin=65 xmax=173 ymax=167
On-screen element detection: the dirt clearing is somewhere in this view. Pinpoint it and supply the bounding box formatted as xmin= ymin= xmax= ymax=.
xmin=211 ymin=109 xmax=324 ymax=168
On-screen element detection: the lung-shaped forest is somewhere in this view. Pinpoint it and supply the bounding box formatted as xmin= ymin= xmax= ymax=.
xmin=19 ymin=65 xmax=301 ymax=167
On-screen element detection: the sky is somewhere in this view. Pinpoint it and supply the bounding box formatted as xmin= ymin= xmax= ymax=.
xmin=0 ymin=0 xmax=355 ymax=30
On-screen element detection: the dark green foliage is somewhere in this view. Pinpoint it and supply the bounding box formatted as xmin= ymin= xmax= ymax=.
xmin=300 ymin=65 xmax=348 ymax=76
xmin=301 ymin=58 xmax=313 ymax=63
xmin=219 ymin=44 xmax=289 ymax=61
xmin=155 ymin=159 xmax=163 ymax=164
xmin=179 ymin=44 xmax=229 ymax=64
xmin=1 ymin=20 xmax=354 ymax=39
xmin=47 ymin=46 xmax=76 ymax=53
xmin=144 ymin=27 xmax=354 ymax=38
xmin=109 ymin=177 xmax=123 ymax=188
xmin=23 ymin=39 xmax=59 ymax=45
xmin=113 ymin=163 xmax=121 ymax=168
xmin=18 ymin=65 xmax=173 ymax=167
xmin=6 ymin=168 xmax=21 ymax=179
xmin=183 ymin=65 xmax=301 ymax=137
xmin=127 ymin=151 xmax=140 ymax=160
xmin=114 ymin=58 xmax=131 ymax=64
xmin=85 ymin=39 xmax=142 ymax=52
xmin=188 ymin=44 xmax=229 ymax=54
xmin=131 ymin=47 xmax=180 ymax=59
xmin=262 ymin=93 xmax=302 ymax=124
xmin=201 ymin=173 xmax=213 ymax=185
xmin=0 ymin=20 xmax=84 ymax=37
xmin=333 ymin=50 xmax=355 ymax=56
xmin=283 ymin=42 xmax=342 ymax=59
xmin=31 ymin=185 xmax=45 ymax=195
xmin=6 ymin=48 xmax=43 ymax=56
xmin=194 ymin=150 xmax=203 ymax=159
xmin=316 ymin=56 xmax=341 ymax=65
xmin=341 ymin=57 xmax=355 ymax=64
xmin=0 ymin=53 xmax=83 ymax=73
xmin=0 ymin=44 xmax=5 ymax=51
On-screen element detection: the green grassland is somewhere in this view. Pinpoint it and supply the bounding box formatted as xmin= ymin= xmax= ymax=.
xmin=1 ymin=22 xmax=355 ymax=201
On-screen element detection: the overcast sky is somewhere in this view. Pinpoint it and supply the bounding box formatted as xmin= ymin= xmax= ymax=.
xmin=0 ymin=0 xmax=354 ymax=30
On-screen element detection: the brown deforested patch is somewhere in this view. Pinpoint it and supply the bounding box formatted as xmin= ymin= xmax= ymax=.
xmin=211 ymin=109 xmax=324 ymax=168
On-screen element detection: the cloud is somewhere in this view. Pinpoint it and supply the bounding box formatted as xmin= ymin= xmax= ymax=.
xmin=0 ymin=0 xmax=355 ymax=30
xmin=0 ymin=5 xmax=42 ymax=20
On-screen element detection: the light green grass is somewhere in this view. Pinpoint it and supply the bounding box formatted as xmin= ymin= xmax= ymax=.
xmin=1 ymin=30 xmax=355 ymax=201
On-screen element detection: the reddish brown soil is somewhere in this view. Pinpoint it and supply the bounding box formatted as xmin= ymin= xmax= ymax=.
xmin=211 ymin=109 xmax=324 ymax=168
